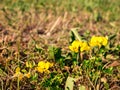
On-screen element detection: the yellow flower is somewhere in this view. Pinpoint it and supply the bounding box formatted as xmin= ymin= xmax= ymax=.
xmin=90 ymin=36 xmax=108 ymax=47
xmin=37 ymin=61 xmax=46 ymax=73
xmin=45 ymin=62 xmax=51 ymax=70
xmin=69 ymin=40 xmax=82 ymax=53
xmin=18 ymin=73 xmax=24 ymax=80
xmin=38 ymin=61 xmax=46 ymax=68
xmin=37 ymin=66 xmax=44 ymax=73
xmin=24 ymin=73 xmax=31 ymax=78
xmin=69 ymin=40 xmax=90 ymax=52
xmin=13 ymin=67 xmax=31 ymax=80
xmin=90 ymin=36 xmax=99 ymax=47
xmin=101 ymin=36 xmax=108 ymax=46
xmin=13 ymin=67 xmax=24 ymax=80
xmin=45 ymin=62 xmax=53 ymax=69
xmin=37 ymin=61 xmax=53 ymax=73
xmin=15 ymin=67 xmax=20 ymax=73
xmin=80 ymin=42 xmax=90 ymax=52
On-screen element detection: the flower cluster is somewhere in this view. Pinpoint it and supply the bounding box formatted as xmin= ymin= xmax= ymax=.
xmin=69 ymin=36 xmax=108 ymax=52
xmin=12 ymin=67 xmax=31 ymax=80
xmin=36 ymin=61 xmax=53 ymax=73
xmin=69 ymin=40 xmax=90 ymax=53
xmin=90 ymin=36 xmax=108 ymax=47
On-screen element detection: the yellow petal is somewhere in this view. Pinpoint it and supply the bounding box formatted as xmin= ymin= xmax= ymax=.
xmin=69 ymin=40 xmax=82 ymax=53
xmin=37 ymin=67 xmax=44 ymax=73
xmin=26 ymin=61 xmax=29 ymax=67
xmin=18 ymin=73 xmax=24 ymax=80
xmin=38 ymin=61 xmax=45 ymax=69
xmin=50 ymin=63 xmax=54 ymax=67
xmin=45 ymin=62 xmax=50 ymax=70
xmin=80 ymin=42 xmax=90 ymax=51
xmin=15 ymin=67 xmax=20 ymax=73
xmin=24 ymin=73 xmax=31 ymax=78
xmin=13 ymin=72 xmax=24 ymax=80
xmin=90 ymin=36 xmax=108 ymax=47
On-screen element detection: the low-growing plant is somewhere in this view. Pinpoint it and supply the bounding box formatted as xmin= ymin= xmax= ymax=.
xmin=35 ymin=29 xmax=119 ymax=90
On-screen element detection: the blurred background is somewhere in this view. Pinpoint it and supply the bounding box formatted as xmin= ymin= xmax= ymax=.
xmin=0 ymin=0 xmax=120 ymax=48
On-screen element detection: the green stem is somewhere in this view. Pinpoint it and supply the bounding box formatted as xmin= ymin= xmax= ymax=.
xmin=17 ymin=77 xmax=20 ymax=90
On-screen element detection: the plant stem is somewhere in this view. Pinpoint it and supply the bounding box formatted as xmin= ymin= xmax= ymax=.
xmin=77 ymin=46 xmax=81 ymax=65
xmin=77 ymin=52 xmax=80 ymax=66
xmin=0 ymin=79 xmax=3 ymax=90
xmin=17 ymin=77 xmax=20 ymax=90
xmin=86 ymin=75 xmax=95 ymax=90
xmin=80 ymin=52 xmax=83 ymax=61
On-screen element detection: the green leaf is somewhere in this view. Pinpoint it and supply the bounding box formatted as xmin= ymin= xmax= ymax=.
xmin=48 ymin=46 xmax=55 ymax=60
xmin=103 ymin=67 xmax=113 ymax=74
xmin=65 ymin=77 xmax=75 ymax=90
xmin=31 ymin=73 xmax=38 ymax=81
xmin=79 ymin=85 xmax=86 ymax=90
xmin=48 ymin=46 xmax=61 ymax=61
xmin=94 ymin=11 xmax=102 ymax=22
xmin=35 ymin=45 xmax=42 ymax=53
xmin=116 ymin=45 xmax=120 ymax=50
xmin=109 ymin=34 xmax=116 ymax=40
xmin=70 ymin=30 xmax=75 ymax=43
xmin=71 ymin=28 xmax=82 ymax=41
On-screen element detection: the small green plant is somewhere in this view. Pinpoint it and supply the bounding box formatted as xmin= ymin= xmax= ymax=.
xmin=39 ymin=29 xmax=119 ymax=90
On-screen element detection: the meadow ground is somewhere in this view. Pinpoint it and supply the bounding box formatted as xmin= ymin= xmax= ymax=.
xmin=0 ymin=0 xmax=120 ymax=90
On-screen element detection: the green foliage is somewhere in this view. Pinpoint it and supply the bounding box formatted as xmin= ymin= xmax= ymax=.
xmin=78 ymin=85 xmax=86 ymax=90
xmin=31 ymin=73 xmax=38 ymax=81
xmin=65 ymin=77 xmax=75 ymax=90
xmin=103 ymin=67 xmax=113 ymax=75
xmin=41 ymin=72 xmax=65 ymax=89
xmin=70 ymin=30 xmax=75 ymax=44
xmin=34 ymin=45 xmax=43 ymax=53
xmin=48 ymin=46 xmax=62 ymax=61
